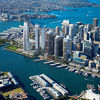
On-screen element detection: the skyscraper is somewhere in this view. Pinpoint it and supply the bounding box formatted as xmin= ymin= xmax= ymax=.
xmin=69 ymin=24 xmax=77 ymax=40
xmin=63 ymin=35 xmax=71 ymax=60
xmin=54 ymin=35 xmax=63 ymax=57
xmin=93 ymin=27 xmax=100 ymax=41
xmin=56 ymin=26 xmax=60 ymax=35
xmin=35 ymin=25 xmax=40 ymax=50
xmin=93 ymin=18 xmax=98 ymax=27
xmin=62 ymin=20 xmax=70 ymax=36
xmin=23 ymin=21 xmax=30 ymax=51
xmin=40 ymin=28 xmax=45 ymax=52
xmin=78 ymin=25 xmax=84 ymax=40
xmin=45 ymin=30 xmax=55 ymax=55
xmin=84 ymin=32 xmax=89 ymax=41
xmin=83 ymin=39 xmax=94 ymax=58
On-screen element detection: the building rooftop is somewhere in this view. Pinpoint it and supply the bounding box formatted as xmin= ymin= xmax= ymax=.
xmin=82 ymin=89 xmax=100 ymax=100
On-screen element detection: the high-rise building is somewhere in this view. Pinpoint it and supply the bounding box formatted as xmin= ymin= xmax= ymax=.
xmin=83 ymin=39 xmax=94 ymax=58
xmin=45 ymin=30 xmax=55 ymax=55
xmin=69 ymin=24 xmax=77 ymax=40
xmin=54 ymin=35 xmax=63 ymax=57
xmin=93 ymin=18 xmax=98 ymax=27
xmin=23 ymin=21 xmax=30 ymax=51
xmin=78 ymin=25 xmax=84 ymax=40
xmin=88 ymin=31 xmax=94 ymax=41
xmin=62 ymin=20 xmax=70 ymax=36
xmin=56 ymin=26 xmax=60 ymax=35
xmin=73 ymin=36 xmax=82 ymax=51
xmin=84 ymin=32 xmax=89 ymax=41
xmin=63 ymin=35 xmax=71 ymax=60
xmin=40 ymin=28 xmax=45 ymax=52
xmin=35 ymin=25 xmax=40 ymax=50
xmin=62 ymin=26 xmax=65 ymax=34
xmin=93 ymin=27 xmax=100 ymax=41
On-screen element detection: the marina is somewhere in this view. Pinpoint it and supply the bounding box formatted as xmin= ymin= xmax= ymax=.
xmin=0 ymin=2 xmax=100 ymax=99
xmin=0 ymin=44 xmax=99 ymax=100
xmin=29 ymin=74 xmax=68 ymax=99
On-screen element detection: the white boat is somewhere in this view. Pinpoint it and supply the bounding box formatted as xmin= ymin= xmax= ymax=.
xmin=57 ymin=66 xmax=64 ymax=68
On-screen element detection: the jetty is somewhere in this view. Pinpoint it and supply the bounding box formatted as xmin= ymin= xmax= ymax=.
xmin=34 ymin=59 xmax=44 ymax=62
xmin=44 ymin=61 xmax=54 ymax=64
xmin=50 ymin=63 xmax=60 ymax=66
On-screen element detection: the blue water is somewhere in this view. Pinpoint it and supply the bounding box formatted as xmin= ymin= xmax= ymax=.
xmin=30 ymin=7 xmax=100 ymax=28
xmin=0 ymin=20 xmax=23 ymax=32
xmin=88 ymin=0 xmax=100 ymax=5
xmin=0 ymin=3 xmax=100 ymax=100
xmin=0 ymin=6 xmax=100 ymax=32
xmin=0 ymin=44 xmax=100 ymax=100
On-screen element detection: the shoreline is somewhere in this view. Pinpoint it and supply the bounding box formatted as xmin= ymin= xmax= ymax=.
xmin=36 ymin=56 xmax=100 ymax=79
xmin=0 ymin=71 xmax=29 ymax=99
xmin=4 ymin=46 xmax=35 ymax=58
xmin=0 ymin=43 xmax=6 ymax=46
xmin=4 ymin=44 xmax=100 ymax=79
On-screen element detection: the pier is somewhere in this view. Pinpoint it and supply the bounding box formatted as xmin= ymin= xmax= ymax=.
xmin=34 ymin=59 xmax=44 ymax=62
xmin=29 ymin=74 xmax=68 ymax=99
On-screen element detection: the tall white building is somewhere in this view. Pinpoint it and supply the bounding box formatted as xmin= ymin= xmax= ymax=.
xmin=35 ymin=25 xmax=40 ymax=50
xmin=40 ymin=28 xmax=45 ymax=51
xmin=63 ymin=35 xmax=71 ymax=60
xmin=23 ymin=21 xmax=30 ymax=51
xmin=69 ymin=24 xmax=77 ymax=40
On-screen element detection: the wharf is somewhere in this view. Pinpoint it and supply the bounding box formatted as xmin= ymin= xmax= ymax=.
xmin=57 ymin=66 xmax=65 ymax=68
xmin=44 ymin=61 xmax=54 ymax=64
xmin=34 ymin=59 xmax=44 ymax=62
xmin=50 ymin=63 xmax=60 ymax=66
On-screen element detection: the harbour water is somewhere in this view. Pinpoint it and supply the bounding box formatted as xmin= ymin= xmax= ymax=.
xmin=0 ymin=1 xmax=100 ymax=99
xmin=1 ymin=5 xmax=100 ymax=32
xmin=0 ymin=44 xmax=100 ymax=100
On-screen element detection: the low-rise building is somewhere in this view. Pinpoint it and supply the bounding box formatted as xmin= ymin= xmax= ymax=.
xmin=82 ymin=89 xmax=100 ymax=100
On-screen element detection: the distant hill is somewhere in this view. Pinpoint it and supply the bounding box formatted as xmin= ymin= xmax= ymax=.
xmin=0 ymin=0 xmax=99 ymax=14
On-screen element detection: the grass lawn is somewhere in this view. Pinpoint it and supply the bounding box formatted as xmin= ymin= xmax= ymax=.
xmin=6 ymin=45 xmax=19 ymax=51
xmin=2 ymin=88 xmax=23 ymax=97
xmin=0 ymin=39 xmax=6 ymax=44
